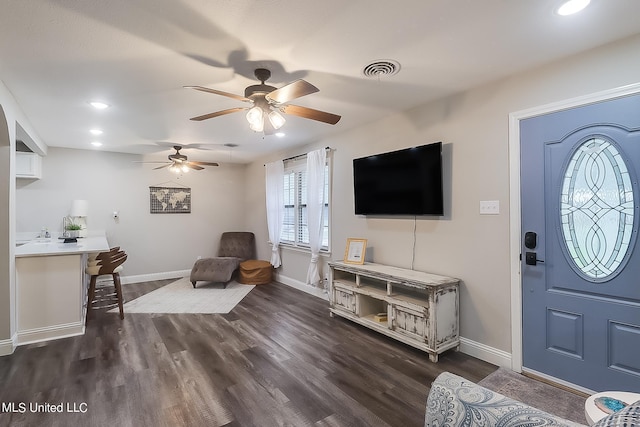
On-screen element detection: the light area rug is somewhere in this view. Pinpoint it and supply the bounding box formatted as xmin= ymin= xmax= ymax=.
xmin=110 ymin=277 xmax=254 ymax=314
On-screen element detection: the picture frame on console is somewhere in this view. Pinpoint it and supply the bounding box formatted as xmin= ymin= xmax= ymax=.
xmin=344 ymin=238 xmax=367 ymax=264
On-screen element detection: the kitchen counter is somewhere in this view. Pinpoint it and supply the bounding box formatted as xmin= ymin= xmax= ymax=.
xmin=15 ymin=234 xmax=110 ymax=345
xmin=15 ymin=235 xmax=109 ymax=257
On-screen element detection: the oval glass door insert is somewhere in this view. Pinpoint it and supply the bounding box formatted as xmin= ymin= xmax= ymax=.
xmin=560 ymin=137 xmax=635 ymax=281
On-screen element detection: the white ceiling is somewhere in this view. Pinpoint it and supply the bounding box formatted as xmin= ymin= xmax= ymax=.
xmin=1 ymin=0 xmax=640 ymax=163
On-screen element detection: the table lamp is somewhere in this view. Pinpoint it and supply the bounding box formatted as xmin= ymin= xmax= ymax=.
xmin=70 ymin=199 xmax=89 ymax=238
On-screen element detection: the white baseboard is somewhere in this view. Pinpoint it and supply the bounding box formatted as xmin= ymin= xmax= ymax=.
xmin=120 ymin=270 xmax=190 ymax=285
xmin=16 ymin=323 xmax=85 ymax=346
xmin=459 ymin=336 xmax=512 ymax=368
xmin=274 ymin=273 xmax=329 ymax=300
xmin=119 ymin=271 xmax=324 ymax=296
xmin=0 ymin=334 xmax=17 ymax=356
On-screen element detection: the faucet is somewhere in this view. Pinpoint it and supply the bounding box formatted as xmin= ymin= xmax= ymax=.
xmin=62 ymin=216 xmax=70 ymax=238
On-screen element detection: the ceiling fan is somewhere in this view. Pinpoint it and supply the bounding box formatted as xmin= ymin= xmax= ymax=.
xmin=185 ymin=68 xmax=341 ymax=134
xmin=142 ymin=146 xmax=219 ymax=173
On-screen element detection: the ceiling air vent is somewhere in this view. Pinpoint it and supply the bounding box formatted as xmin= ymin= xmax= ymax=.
xmin=362 ymin=60 xmax=401 ymax=78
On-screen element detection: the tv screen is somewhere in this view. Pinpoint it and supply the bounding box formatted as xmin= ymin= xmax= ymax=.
xmin=353 ymin=142 xmax=443 ymax=216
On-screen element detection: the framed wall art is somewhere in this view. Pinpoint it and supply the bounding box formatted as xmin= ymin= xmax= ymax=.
xmin=344 ymin=238 xmax=367 ymax=264
xmin=149 ymin=185 xmax=191 ymax=214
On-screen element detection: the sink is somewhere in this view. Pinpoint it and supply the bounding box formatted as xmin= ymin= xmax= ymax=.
xmin=32 ymin=238 xmax=52 ymax=244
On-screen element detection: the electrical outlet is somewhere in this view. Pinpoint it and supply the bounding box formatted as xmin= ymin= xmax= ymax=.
xmin=480 ymin=200 xmax=500 ymax=215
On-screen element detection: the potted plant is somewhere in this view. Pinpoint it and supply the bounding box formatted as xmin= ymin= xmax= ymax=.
xmin=65 ymin=222 xmax=82 ymax=238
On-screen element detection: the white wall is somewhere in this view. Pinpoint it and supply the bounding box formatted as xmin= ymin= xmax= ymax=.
xmin=245 ymin=34 xmax=640 ymax=359
xmin=16 ymin=147 xmax=248 ymax=279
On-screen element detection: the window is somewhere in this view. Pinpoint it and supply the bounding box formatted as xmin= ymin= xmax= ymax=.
xmin=559 ymin=137 xmax=635 ymax=281
xmin=281 ymin=157 xmax=330 ymax=250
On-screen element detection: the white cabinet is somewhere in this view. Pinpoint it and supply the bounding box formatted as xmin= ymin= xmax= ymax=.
xmin=16 ymin=254 xmax=87 ymax=343
xmin=16 ymin=151 xmax=42 ymax=179
xmin=15 ymin=236 xmax=110 ymax=345
xmin=328 ymin=261 xmax=459 ymax=362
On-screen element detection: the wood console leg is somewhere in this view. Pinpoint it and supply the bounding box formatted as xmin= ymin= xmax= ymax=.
xmin=429 ymin=353 xmax=438 ymax=363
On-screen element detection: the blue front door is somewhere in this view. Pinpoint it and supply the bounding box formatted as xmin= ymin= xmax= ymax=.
xmin=521 ymin=93 xmax=640 ymax=392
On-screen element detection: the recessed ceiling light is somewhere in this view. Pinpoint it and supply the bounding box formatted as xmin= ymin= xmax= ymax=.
xmin=89 ymin=101 xmax=110 ymax=109
xmin=275 ymin=132 xmax=285 ymax=137
xmin=91 ymin=141 xmax=103 ymax=147
xmin=89 ymin=129 xmax=103 ymax=135
xmin=556 ymin=0 xmax=590 ymax=16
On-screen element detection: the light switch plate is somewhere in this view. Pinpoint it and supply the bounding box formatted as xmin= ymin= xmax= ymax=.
xmin=480 ymin=200 xmax=500 ymax=215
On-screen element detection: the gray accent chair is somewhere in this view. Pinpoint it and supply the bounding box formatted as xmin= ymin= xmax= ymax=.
xmin=190 ymin=232 xmax=255 ymax=289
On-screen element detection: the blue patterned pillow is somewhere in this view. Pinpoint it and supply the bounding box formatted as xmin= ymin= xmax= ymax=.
xmin=593 ymin=401 xmax=640 ymax=427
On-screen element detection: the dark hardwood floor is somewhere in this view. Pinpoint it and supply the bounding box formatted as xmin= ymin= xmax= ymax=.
xmin=0 ymin=279 xmax=497 ymax=427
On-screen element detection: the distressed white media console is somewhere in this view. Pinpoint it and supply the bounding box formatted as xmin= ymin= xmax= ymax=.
xmin=328 ymin=261 xmax=460 ymax=362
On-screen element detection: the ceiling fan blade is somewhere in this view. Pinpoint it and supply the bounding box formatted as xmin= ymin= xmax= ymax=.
xmin=266 ymin=79 xmax=319 ymax=104
xmin=133 ymin=161 xmax=173 ymax=164
xmin=190 ymin=107 xmax=248 ymax=121
xmin=185 ymin=163 xmax=204 ymax=170
xmin=152 ymin=163 xmax=172 ymax=170
xmin=184 ymin=86 xmax=250 ymax=102
xmin=153 ymin=142 xmax=218 ymax=151
xmin=281 ymin=104 xmax=341 ymax=125
xmin=189 ymin=161 xmax=219 ymax=167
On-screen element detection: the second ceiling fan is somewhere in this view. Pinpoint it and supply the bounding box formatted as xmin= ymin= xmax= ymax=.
xmin=185 ymin=68 xmax=341 ymax=134
xmin=149 ymin=146 xmax=219 ymax=172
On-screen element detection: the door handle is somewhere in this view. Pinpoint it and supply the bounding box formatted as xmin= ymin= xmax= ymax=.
xmin=525 ymin=251 xmax=545 ymax=266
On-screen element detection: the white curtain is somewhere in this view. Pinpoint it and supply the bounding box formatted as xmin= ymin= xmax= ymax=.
xmin=306 ymin=148 xmax=326 ymax=287
xmin=265 ymin=160 xmax=284 ymax=268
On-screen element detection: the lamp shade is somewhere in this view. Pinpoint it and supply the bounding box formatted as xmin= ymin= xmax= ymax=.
xmin=70 ymin=199 xmax=89 ymax=217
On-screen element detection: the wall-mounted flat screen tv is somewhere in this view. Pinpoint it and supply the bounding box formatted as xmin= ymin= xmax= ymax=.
xmin=353 ymin=142 xmax=443 ymax=216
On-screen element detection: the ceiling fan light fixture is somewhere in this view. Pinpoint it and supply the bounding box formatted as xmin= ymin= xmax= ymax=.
xmin=246 ymin=106 xmax=263 ymax=126
xmin=168 ymin=162 xmax=184 ymax=174
xmin=268 ymin=110 xmax=286 ymax=130
xmin=249 ymin=119 xmax=264 ymax=133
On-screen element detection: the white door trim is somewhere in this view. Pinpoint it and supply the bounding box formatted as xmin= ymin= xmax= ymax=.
xmin=508 ymin=82 xmax=640 ymax=373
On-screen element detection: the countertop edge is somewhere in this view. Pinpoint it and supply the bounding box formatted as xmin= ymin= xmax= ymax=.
xmin=15 ymin=236 xmax=110 ymax=257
